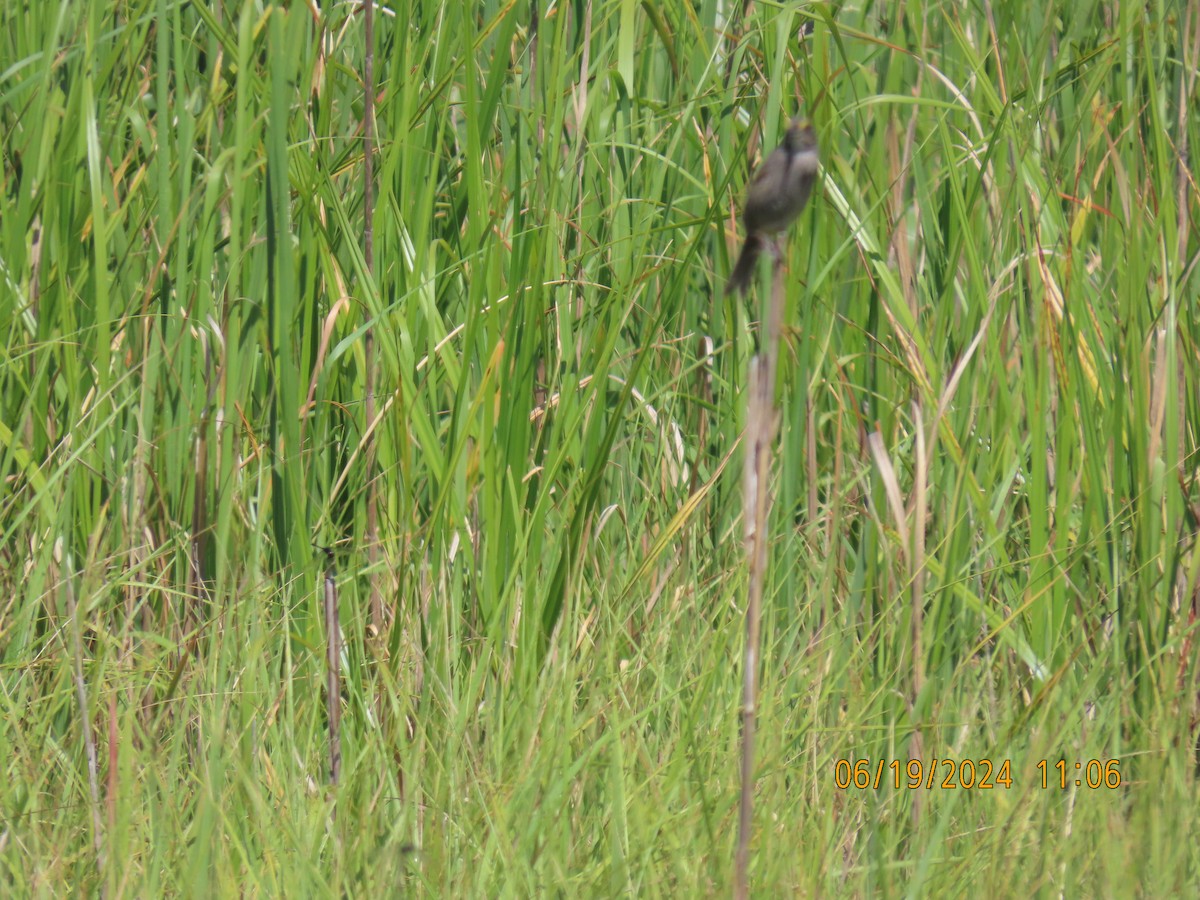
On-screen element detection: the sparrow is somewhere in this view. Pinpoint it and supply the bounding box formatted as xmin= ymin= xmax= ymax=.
xmin=726 ymin=119 xmax=819 ymax=294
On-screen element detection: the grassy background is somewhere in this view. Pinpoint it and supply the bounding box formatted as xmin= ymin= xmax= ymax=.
xmin=2 ymin=0 xmax=1199 ymax=895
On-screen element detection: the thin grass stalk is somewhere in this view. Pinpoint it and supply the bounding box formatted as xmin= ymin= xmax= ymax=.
xmin=735 ymin=258 xmax=785 ymax=899
xmin=323 ymin=549 xmax=342 ymax=785
xmin=363 ymin=0 xmax=380 ymax=631
xmin=910 ymin=401 xmax=927 ymax=826
xmin=63 ymin=555 xmax=106 ymax=882
xmin=188 ymin=352 xmax=215 ymax=640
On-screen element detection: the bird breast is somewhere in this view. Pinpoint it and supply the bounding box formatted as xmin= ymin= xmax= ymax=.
xmin=743 ymin=148 xmax=818 ymax=235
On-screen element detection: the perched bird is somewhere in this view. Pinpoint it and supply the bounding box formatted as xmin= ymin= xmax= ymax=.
xmin=726 ymin=119 xmax=819 ymax=294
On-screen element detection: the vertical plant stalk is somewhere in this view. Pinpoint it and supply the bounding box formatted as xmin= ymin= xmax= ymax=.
xmin=529 ymin=0 xmax=541 ymax=145
xmin=63 ymin=559 xmax=106 ymax=879
xmin=910 ymin=402 xmax=927 ymax=827
xmin=323 ymin=550 xmax=342 ymax=784
xmin=1176 ymin=0 xmax=1199 ymax=770
xmin=188 ymin=350 xmax=215 ymax=640
xmin=735 ymin=257 xmax=786 ymax=899
xmin=362 ymin=0 xmax=380 ymax=630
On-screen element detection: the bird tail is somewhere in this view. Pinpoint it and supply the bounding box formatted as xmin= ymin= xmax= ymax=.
xmin=726 ymin=235 xmax=762 ymax=295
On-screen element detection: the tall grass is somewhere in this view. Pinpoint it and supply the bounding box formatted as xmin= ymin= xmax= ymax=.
xmin=1 ymin=0 xmax=1198 ymax=894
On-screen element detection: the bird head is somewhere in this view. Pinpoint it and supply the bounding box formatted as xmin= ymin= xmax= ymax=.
xmin=784 ymin=119 xmax=817 ymax=154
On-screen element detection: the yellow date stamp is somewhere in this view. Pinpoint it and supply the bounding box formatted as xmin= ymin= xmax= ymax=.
xmin=833 ymin=758 xmax=1123 ymax=790
xmin=834 ymin=758 xmax=1013 ymax=789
